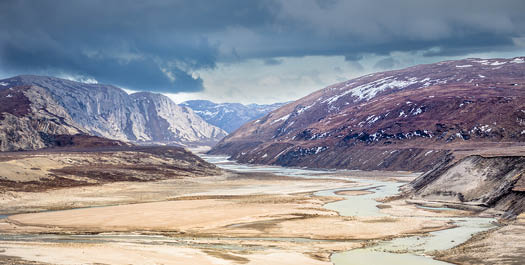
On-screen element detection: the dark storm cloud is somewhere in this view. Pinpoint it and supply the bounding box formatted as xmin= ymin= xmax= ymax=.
xmin=374 ymin=57 xmax=398 ymax=70
xmin=1 ymin=0 xmax=524 ymax=92
xmin=0 ymin=0 xmax=274 ymax=92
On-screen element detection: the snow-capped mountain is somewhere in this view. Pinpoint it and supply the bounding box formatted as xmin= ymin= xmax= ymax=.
xmin=181 ymin=100 xmax=287 ymax=133
xmin=209 ymin=57 xmax=525 ymax=171
xmin=0 ymin=75 xmax=226 ymax=151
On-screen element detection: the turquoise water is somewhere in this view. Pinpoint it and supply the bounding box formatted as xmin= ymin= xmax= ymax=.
xmin=315 ymin=182 xmax=494 ymax=265
xmin=332 ymin=250 xmax=452 ymax=265
xmin=314 ymin=180 xmax=402 ymax=217
xmin=202 ymin=155 xmax=496 ymax=265
xmin=331 ymin=215 xmax=494 ymax=265
xmin=0 ymin=155 xmax=495 ymax=265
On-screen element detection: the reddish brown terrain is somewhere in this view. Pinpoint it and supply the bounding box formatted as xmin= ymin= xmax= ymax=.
xmin=0 ymin=85 xmax=32 ymax=119
xmin=0 ymin=145 xmax=221 ymax=193
xmin=210 ymin=57 xmax=525 ymax=171
xmin=39 ymin=134 xmax=130 ymax=149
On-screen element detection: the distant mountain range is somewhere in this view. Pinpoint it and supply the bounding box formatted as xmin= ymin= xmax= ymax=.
xmin=209 ymin=57 xmax=525 ymax=171
xmin=0 ymin=75 xmax=227 ymax=151
xmin=181 ymin=100 xmax=287 ymax=133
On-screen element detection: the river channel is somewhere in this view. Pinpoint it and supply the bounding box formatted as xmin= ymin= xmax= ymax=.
xmin=0 ymin=155 xmax=496 ymax=265
xmin=203 ymin=155 xmax=496 ymax=265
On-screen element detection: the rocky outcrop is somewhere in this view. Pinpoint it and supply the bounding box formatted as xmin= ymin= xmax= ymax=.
xmin=0 ymin=85 xmax=86 ymax=151
xmin=403 ymin=155 xmax=525 ymax=216
xmin=0 ymin=75 xmax=227 ymax=151
xmin=131 ymin=93 xmax=227 ymax=145
xmin=181 ymin=100 xmax=286 ymax=133
xmin=209 ymin=57 xmax=525 ymax=171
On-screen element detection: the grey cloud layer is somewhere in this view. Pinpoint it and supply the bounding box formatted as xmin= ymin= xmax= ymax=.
xmin=1 ymin=0 xmax=524 ymax=92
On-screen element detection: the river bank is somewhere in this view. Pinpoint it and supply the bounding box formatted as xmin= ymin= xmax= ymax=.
xmin=0 ymin=155 xmax=502 ymax=264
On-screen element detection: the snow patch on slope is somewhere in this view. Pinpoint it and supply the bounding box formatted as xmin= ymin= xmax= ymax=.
xmin=271 ymin=114 xmax=291 ymax=125
xmin=366 ymin=115 xmax=380 ymax=124
xmin=323 ymin=76 xmax=423 ymax=104
xmin=490 ymin=61 xmax=506 ymax=66
xmin=297 ymin=103 xmax=315 ymax=114
xmin=351 ymin=76 xmax=420 ymax=100
xmin=472 ymin=59 xmax=490 ymax=65
xmin=412 ymin=107 xmax=423 ymax=115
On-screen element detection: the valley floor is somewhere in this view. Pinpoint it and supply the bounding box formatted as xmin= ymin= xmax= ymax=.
xmin=0 ymin=154 xmax=522 ymax=265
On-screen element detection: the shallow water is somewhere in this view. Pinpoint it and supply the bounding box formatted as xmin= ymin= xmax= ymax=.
xmin=318 ymin=183 xmax=494 ymax=265
xmin=314 ymin=180 xmax=402 ymax=217
xmin=1 ymin=155 xmax=496 ymax=265
xmin=313 ymin=180 xmax=494 ymax=264
xmin=202 ymin=155 xmax=496 ymax=265
xmin=332 ymin=250 xmax=452 ymax=265
xmin=324 ymin=183 xmax=495 ymax=265
xmin=200 ymin=155 xmax=329 ymax=179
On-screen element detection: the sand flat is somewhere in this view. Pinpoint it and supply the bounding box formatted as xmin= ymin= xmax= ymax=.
xmin=0 ymin=241 xmax=331 ymax=265
xmin=6 ymin=192 xmax=452 ymax=241
xmin=0 ymin=172 xmax=355 ymax=215
xmin=7 ymin=196 xmax=333 ymax=232
xmin=334 ymin=190 xmax=374 ymax=196
xmin=0 ymin=162 xmax=458 ymax=265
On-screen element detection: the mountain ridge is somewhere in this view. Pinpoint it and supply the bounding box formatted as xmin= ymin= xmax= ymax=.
xmin=209 ymin=57 xmax=525 ymax=171
xmin=181 ymin=99 xmax=287 ymax=133
xmin=0 ymin=75 xmax=227 ymax=151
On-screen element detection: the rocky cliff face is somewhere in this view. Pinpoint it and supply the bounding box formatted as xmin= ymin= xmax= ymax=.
xmin=0 ymin=75 xmax=226 ymax=151
xmin=181 ymin=100 xmax=286 ymax=133
xmin=209 ymin=57 xmax=525 ymax=171
xmin=130 ymin=93 xmax=226 ymax=145
xmin=403 ymin=155 xmax=525 ymax=217
xmin=0 ymin=84 xmax=87 ymax=151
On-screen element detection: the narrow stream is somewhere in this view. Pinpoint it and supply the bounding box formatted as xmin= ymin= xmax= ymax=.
xmin=0 ymin=155 xmax=496 ymax=265
xmin=314 ymin=179 xmax=401 ymax=217
xmin=323 ymin=181 xmax=495 ymax=265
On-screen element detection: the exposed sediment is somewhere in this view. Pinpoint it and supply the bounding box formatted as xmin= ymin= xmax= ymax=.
xmin=434 ymin=214 xmax=525 ymax=265
xmin=396 ymin=154 xmax=525 ymax=265
xmin=0 ymin=166 xmax=457 ymax=265
xmin=402 ymin=155 xmax=525 ymax=217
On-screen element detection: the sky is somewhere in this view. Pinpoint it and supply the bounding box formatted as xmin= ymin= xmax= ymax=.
xmin=1 ymin=0 xmax=524 ymax=104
